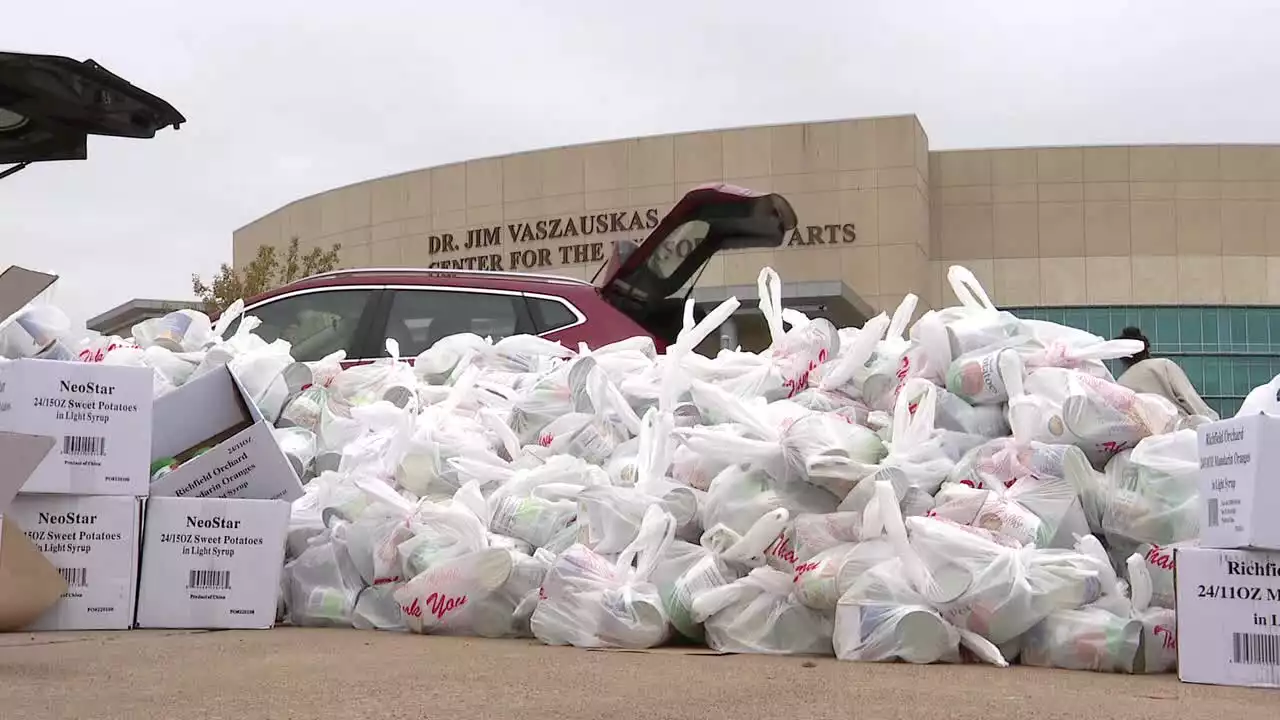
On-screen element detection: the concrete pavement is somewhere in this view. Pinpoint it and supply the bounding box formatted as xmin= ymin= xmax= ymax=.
xmin=0 ymin=628 xmax=1275 ymax=720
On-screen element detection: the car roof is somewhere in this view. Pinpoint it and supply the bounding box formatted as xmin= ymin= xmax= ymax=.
xmin=243 ymin=267 xmax=600 ymax=306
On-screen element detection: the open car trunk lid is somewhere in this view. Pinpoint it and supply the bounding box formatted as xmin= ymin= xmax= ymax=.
xmin=598 ymin=183 xmax=796 ymax=343
xmin=0 ymin=52 xmax=185 ymax=165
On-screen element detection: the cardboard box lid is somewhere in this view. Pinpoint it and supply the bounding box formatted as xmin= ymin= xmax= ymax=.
xmin=151 ymin=364 xmax=260 ymax=462
xmin=0 ymin=517 xmax=68 ymax=631
xmin=0 ymin=266 xmax=58 ymax=322
xmin=0 ymin=432 xmax=55 ymax=515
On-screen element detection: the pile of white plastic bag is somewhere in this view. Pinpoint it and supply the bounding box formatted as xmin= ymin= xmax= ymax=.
xmin=8 ymin=264 xmax=1255 ymax=674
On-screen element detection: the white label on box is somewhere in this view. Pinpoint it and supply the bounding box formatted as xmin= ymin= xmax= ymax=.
xmin=7 ymin=495 xmax=140 ymax=630
xmin=136 ymin=497 xmax=289 ymax=629
xmin=0 ymin=360 xmax=152 ymax=495
xmin=1198 ymin=415 xmax=1280 ymax=549
xmin=147 ymin=422 xmax=303 ymax=502
xmin=1176 ymin=547 xmax=1280 ymax=688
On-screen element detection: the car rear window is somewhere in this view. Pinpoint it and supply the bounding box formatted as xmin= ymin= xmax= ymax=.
xmin=385 ymin=289 xmax=530 ymax=355
xmin=528 ymin=297 xmax=579 ymax=333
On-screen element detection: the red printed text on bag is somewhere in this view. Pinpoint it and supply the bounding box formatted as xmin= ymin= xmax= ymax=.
xmin=402 ymin=592 xmax=468 ymax=621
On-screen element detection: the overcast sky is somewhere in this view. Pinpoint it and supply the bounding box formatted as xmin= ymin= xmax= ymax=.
xmin=3 ymin=0 xmax=1279 ymax=327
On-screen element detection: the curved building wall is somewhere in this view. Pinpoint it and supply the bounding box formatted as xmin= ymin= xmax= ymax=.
xmin=233 ymin=114 xmax=1280 ymax=415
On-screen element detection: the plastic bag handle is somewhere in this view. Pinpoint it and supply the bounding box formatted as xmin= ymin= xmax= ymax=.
xmin=616 ymin=505 xmax=676 ymax=582
xmin=479 ymin=408 xmax=521 ymax=460
xmin=690 ymin=580 xmax=752 ymax=622
xmin=1126 ymin=553 xmax=1154 ymax=613
xmin=886 ymin=294 xmax=918 ymax=343
xmin=441 ymin=365 xmax=480 ymax=415
xmin=890 ymin=377 xmax=938 ymax=451
xmin=688 ymin=380 xmax=776 ymax=440
xmin=212 ymin=299 xmax=245 ymax=338
xmin=758 ymin=267 xmax=785 ymax=348
xmin=385 ymin=338 xmax=401 ymax=362
xmin=720 ymin=508 xmax=789 ymax=566
xmin=352 ymin=475 xmax=416 ymax=516
xmin=634 ymin=407 xmax=675 ymax=492
xmin=819 ymin=313 xmax=890 ymax=391
xmin=741 ymin=566 xmax=796 ymax=595
xmin=1036 ymin=339 xmax=1145 ymax=366
xmin=947 ymin=265 xmax=997 ymax=311
xmin=676 ymin=429 xmax=782 ymax=465
xmin=864 ymin=480 xmax=936 ymax=597
xmin=781 ymin=308 xmax=810 ymax=331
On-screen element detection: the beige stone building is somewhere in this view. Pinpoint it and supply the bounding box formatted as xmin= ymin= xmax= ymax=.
xmin=233 ymin=114 xmax=1280 ymax=416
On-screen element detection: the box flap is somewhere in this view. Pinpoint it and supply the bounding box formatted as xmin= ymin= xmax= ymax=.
xmin=0 ymin=266 xmax=58 ymax=322
xmin=151 ymin=365 xmax=252 ymax=462
xmin=0 ymin=517 xmax=68 ymax=631
xmin=0 ymin=432 xmax=55 ymax=515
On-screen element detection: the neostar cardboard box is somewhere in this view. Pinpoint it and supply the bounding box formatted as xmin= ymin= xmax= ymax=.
xmin=135 ymin=496 xmax=289 ymax=629
xmin=148 ymin=365 xmax=303 ymax=502
xmin=0 ymin=359 xmax=152 ymax=495
xmin=6 ymin=494 xmax=143 ymax=631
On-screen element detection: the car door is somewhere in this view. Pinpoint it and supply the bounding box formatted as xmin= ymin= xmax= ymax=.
xmin=233 ymin=286 xmax=384 ymax=363
xmin=370 ymin=286 xmax=536 ymax=358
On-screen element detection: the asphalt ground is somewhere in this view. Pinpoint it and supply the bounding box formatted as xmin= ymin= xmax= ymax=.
xmin=0 ymin=628 xmax=1275 ymax=720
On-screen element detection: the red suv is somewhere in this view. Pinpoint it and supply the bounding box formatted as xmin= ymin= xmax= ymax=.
xmin=232 ymin=184 xmax=797 ymax=363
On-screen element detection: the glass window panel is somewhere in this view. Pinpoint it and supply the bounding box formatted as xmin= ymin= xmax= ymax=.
xmin=1246 ymin=308 xmax=1271 ymax=345
xmin=1179 ymin=356 xmax=1203 ymax=389
xmin=1155 ymin=309 xmax=1181 ymax=350
xmin=1179 ymin=308 xmax=1203 ymax=348
xmin=1137 ymin=308 xmax=1159 ymax=340
xmin=1201 ymin=356 xmax=1222 ymax=396
xmin=1230 ymin=310 xmax=1249 ymax=351
xmin=1202 ymin=310 xmax=1220 ymax=351
xmin=1087 ymin=309 xmax=1111 ymax=337
xmin=1269 ymin=311 xmax=1280 ymax=347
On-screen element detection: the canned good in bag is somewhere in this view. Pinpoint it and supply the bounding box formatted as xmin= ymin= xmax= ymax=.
xmin=152 ymin=311 xmax=195 ymax=352
xmin=13 ymin=311 xmax=73 ymax=360
xmin=947 ymin=349 xmax=1011 ymax=405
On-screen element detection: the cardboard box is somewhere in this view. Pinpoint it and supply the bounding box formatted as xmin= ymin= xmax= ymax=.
xmin=1175 ymin=546 xmax=1280 ymax=688
xmin=0 ymin=359 xmax=152 ymax=495
xmin=135 ymin=496 xmax=289 ymax=629
xmin=148 ymin=365 xmax=303 ymax=502
xmin=1197 ymin=414 xmax=1280 ymax=550
xmin=6 ymin=494 xmax=143 ymax=630
xmin=0 ymin=431 xmax=55 ymax=514
xmin=0 ymin=517 xmax=69 ymax=631
xmin=0 ymin=430 xmax=68 ymax=630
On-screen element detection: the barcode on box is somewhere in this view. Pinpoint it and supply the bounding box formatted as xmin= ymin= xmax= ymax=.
xmin=1208 ymin=498 xmax=1220 ymax=528
xmin=59 ymin=567 xmax=87 ymax=588
xmin=1232 ymin=632 xmax=1280 ymax=666
xmin=187 ymin=570 xmax=231 ymax=590
xmin=62 ymin=436 xmax=106 ymax=457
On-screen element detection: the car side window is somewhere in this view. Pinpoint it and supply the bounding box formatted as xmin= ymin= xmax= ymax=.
xmin=385 ymin=290 xmax=530 ymax=356
xmin=527 ymin=296 xmax=579 ymax=333
xmin=238 ymin=289 xmax=372 ymax=362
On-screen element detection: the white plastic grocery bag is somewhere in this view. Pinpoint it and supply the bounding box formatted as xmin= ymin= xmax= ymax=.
xmin=1019 ymin=607 xmax=1142 ymax=673
xmin=649 ymin=540 xmax=733 ymax=641
xmin=758 ymin=269 xmax=842 ymax=399
xmin=1237 ymin=373 xmax=1280 ymax=417
xmin=393 ymin=548 xmax=516 ymax=635
xmin=832 ymin=482 xmax=1007 ymax=665
xmin=691 ymin=566 xmax=834 ymax=655
xmin=1100 ymin=429 xmax=1201 ymax=547
xmin=531 ymin=505 xmax=676 ymax=649
xmin=912 ymin=266 xmax=1026 ymax=366
xmin=904 ymin=514 xmax=1106 ymax=646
